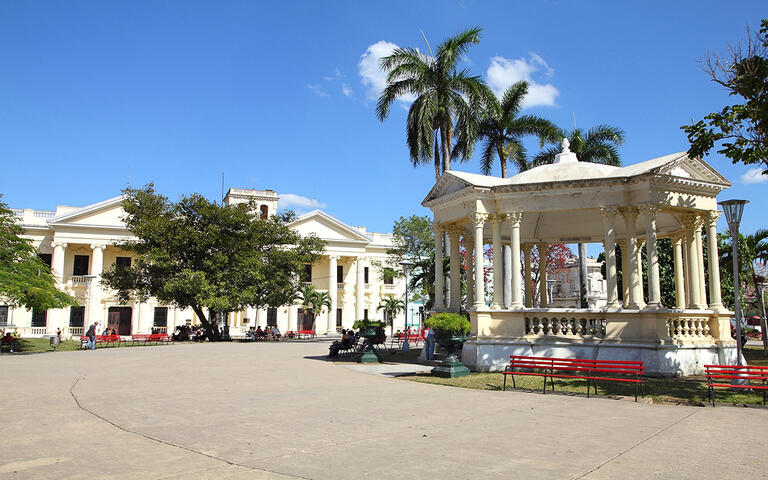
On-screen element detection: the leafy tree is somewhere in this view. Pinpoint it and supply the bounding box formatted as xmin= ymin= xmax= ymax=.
xmin=297 ymin=284 xmax=331 ymax=331
xmin=682 ymin=19 xmax=768 ymax=174
xmin=377 ymin=27 xmax=494 ymax=181
xmin=0 ymin=198 xmax=77 ymax=312
xmin=475 ymin=81 xmax=561 ymax=177
xmin=101 ymin=185 xmax=324 ymax=340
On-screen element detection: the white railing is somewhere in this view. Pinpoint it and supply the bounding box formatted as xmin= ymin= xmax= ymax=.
xmin=383 ymin=284 xmax=396 ymax=291
xmin=154 ymin=326 xmax=168 ymax=334
xmin=667 ymin=316 xmax=712 ymax=340
xmin=302 ymin=282 xmax=313 ymax=287
xmin=10 ymin=209 xmax=23 ymax=219
xmin=66 ymin=275 xmax=90 ymax=286
xmin=69 ymin=327 xmax=84 ymax=336
xmin=337 ymin=283 xmax=344 ymax=290
xmin=525 ymin=316 xmax=606 ymax=337
xmin=34 ymin=211 xmax=55 ymax=219
xmin=30 ymin=327 xmax=47 ymax=335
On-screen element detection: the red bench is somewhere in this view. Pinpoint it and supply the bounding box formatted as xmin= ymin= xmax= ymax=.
xmin=80 ymin=334 xmax=125 ymax=348
xmin=131 ymin=334 xmax=151 ymax=345
xmin=705 ymin=365 xmax=768 ymax=406
xmin=503 ymin=355 xmax=645 ymax=401
xmin=148 ymin=333 xmax=171 ymax=344
xmin=296 ymin=329 xmax=315 ymax=339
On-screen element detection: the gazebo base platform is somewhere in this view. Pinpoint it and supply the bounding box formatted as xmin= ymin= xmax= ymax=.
xmin=462 ymin=309 xmax=739 ymax=377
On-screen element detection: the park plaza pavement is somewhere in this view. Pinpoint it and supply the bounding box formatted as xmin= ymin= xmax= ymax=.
xmin=1 ymin=341 xmax=767 ymax=479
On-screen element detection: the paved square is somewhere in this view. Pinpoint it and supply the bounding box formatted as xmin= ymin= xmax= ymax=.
xmin=2 ymin=342 xmax=767 ymax=479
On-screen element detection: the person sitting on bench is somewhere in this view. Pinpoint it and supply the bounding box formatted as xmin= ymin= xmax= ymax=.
xmin=328 ymin=329 xmax=353 ymax=358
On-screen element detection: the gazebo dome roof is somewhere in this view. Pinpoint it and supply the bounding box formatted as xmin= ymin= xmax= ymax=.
xmin=509 ymin=161 xmax=621 ymax=184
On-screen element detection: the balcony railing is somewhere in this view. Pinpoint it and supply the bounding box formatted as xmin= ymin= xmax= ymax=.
xmin=66 ymin=275 xmax=91 ymax=286
xmin=68 ymin=327 xmax=84 ymax=336
xmin=337 ymin=283 xmax=344 ymax=289
xmin=302 ymin=281 xmax=313 ymax=287
xmin=34 ymin=211 xmax=55 ymax=219
xmin=153 ymin=326 xmax=168 ymax=334
xmin=30 ymin=327 xmax=47 ymax=335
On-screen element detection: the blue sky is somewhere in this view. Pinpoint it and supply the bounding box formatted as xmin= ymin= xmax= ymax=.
xmin=1 ymin=1 xmax=766 ymax=240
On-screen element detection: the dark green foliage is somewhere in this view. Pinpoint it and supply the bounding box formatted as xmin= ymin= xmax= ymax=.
xmin=352 ymin=319 xmax=386 ymax=330
xmin=425 ymin=312 xmax=471 ymax=336
xmin=101 ymin=185 xmax=324 ymax=340
xmin=533 ymin=125 xmax=625 ymax=167
xmin=0 ymin=198 xmax=77 ymax=311
xmin=682 ymin=19 xmax=768 ymax=174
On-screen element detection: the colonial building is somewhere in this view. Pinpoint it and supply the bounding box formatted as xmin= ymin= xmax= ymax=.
xmin=3 ymin=188 xmax=406 ymax=337
xmin=423 ymin=139 xmax=735 ymax=376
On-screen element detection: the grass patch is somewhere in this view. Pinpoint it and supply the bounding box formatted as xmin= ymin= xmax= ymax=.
xmin=403 ymin=344 xmax=768 ymax=407
xmin=6 ymin=337 xmax=176 ymax=353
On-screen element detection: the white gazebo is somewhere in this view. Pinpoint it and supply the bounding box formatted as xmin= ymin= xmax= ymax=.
xmin=422 ymin=140 xmax=735 ymax=376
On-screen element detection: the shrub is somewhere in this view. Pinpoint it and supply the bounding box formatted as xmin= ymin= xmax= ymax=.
xmin=352 ymin=319 xmax=386 ymax=330
xmin=424 ymin=313 xmax=471 ymax=336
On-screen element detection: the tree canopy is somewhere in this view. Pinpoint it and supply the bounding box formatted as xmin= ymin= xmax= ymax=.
xmin=101 ymin=185 xmax=324 ymax=340
xmin=0 ymin=198 xmax=77 ymax=312
xmin=682 ymin=19 xmax=768 ymax=174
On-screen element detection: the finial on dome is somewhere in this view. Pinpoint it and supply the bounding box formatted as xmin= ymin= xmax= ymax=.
xmin=562 ymin=137 xmax=570 ymax=152
xmin=553 ymin=137 xmax=578 ymax=164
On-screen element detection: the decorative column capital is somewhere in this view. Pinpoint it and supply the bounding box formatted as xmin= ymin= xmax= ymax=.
xmin=681 ymin=214 xmax=698 ymax=230
xmin=506 ymin=211 xmax=523 ymax=226
xmin=535 ymin=241 xmax=548 ymax=252
xmin=471 ymin=212 xmax=488 ymax=228
xmin=51 ymin=241 xmax=68 ymax=248
xmin=670 ymin=230 xmax=685 ymax=243
xmin=639 ymin=202 xmax=661 ymax=219
xmin=521 ymin=242 xmax=533 ymax=253
xmin=600 ymin=206 xmax=619 ymax=220
xmin=328 ymin=255 xmax=339 ymax=261
xmin=90 ymin=244 xmax=107 ymax=251
xmin=431 ymin=222 xmax=443 ymax=235
xmin=487 ymin=213 xmax=505 ymax=226
xmin=704 ymin=210 xmax=721 ymax=226
xmin=619 ymin=206 xmax=639 ymax=220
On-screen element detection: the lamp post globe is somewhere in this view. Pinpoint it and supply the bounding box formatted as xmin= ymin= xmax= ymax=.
xmin=718 ymin=199 xmax=748 ymax=372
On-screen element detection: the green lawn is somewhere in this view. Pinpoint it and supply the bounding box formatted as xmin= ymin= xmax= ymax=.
xmin=5 ymin=337 xmax=172 ymax=353
xmin=404 ymin=345 xmax=768 ymax=407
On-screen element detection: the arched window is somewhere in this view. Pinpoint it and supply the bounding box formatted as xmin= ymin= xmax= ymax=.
xmin=260 ymin=205 xmax=269 ymax=219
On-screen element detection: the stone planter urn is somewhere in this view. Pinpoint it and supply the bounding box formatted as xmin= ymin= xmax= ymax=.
xmin=431 ymin=333 xmax=470 ymax=378
xmin=359 ymin=326 xmax=383 ymax=364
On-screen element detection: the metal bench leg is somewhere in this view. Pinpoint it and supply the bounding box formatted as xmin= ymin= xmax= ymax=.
xmin=550 ymin=375 xmax=555 ymax=392
xmin=542 ymin=375 xmax=547 ymax=394
xmin=503 ymin=373 xmax=507 ymax=391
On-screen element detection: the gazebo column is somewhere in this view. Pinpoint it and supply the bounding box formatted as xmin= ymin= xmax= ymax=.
xmin=432 ymin=223 xmax=445 ymax=310
xmin=522 ymin=243 xmax=533 ymax=308
xmin=695 ymin=216 xmax=708 ymax=308
xmin=642 ymin=204 xmax=661 ymax=309
xmin=636 ymin=239 xmax=646 ymax=309
xmin=447 ymin=225 xmax=463 ymax=312
xmin=537 ymin=242 xmax=548 ymax=308
xmin=465 ymin=235 xmax=474 ymax=309
xmin=673 ymin=233 xmax=686 ymax=309
xmin=621 ymin=208 xmax=642 ymax=309
xmin=327 ymin=255 xmax=338 ymax=334
xmin=472 ymin=213 xmax=488 ymax=307
xmin=705 ymin=211 xmax=723 ymax=310
xmin=619 ymin=240 xmax=629 ymax=308
xmin=600 ymin=207 xmax=619 ymax=309
xmin=682 ymin=215 xmax=702 ymax=309
xmin=490 ymin=215 xmax=504 ymax=309
xmin=507 ymin=212 xmax=523 ymax=308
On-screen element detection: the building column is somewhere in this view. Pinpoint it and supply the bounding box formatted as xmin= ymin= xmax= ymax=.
xmin=446 ymin=225 xmax=462 ymax=312
xmin=465 ymin=236 xmax=474 ymax=309
xmin=600 ymin=207 xmax=619 ymax=308
xmin=619 ymin=241 xmax=629 ymax=308
xmin=537 ymin=242 xmax=548 ymax=308
xmin=51 ymin=241 xmax=67 ymax=283
xmin=682 ymin=215 xmax=702 ymax=309
xmin=694 ymin=216 xmax=708 ymax=308
xmin=88 ymin=244 xmax=106 ymax=325
xmin=621 ymin=208 xmax=642 ymax=309
xmin=636 ymin=239 xmax=646 ymax=309
xmin=507 ymin=212 xmax=523 ymax=308
xmin=673 ymin=232 xmax=686 ymax=309
xmin=489 ymin=215 xmax=504 ymax=309
xmin=471 ymin=213 xmax=487 ymax=308
xmin=432 ymin=223 xmax=445 ymax=310
xmin=288 ymin=306 xmax=297 ymax=332
xmin=327 ymin=255 xmax=338 ymax=334
xmin=642 ymin=204 xmax=662 ymax=309
xmin=705 ymin=211 xmax=723 ymax=310
xmin=522 ymin=243 xmax=533 ymax=308
xmin=355 ymin=256 xmax=366 ymax=320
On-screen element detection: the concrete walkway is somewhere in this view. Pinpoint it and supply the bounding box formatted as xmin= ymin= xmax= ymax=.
xmin=1 ymin=341 xmax=766 ymax=479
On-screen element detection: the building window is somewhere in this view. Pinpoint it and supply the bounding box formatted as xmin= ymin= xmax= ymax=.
xmin=69 ymin=306 xmax=85 ymax=327
xmin=73 ymin=255 xmax=89 ymax=275
xmin=364 ymin=267 xmax=369 ymax=284
xmin=260 ymin=205 xmax=269 ymax=219
xmin=363 ymin=309 xmax=368 ymax=320
xmin=383 ymin=269 xmax=394 ymax=285
xmin=153 ymin=307 xmax=168 ymax=327
xmin=337 ymin=265 xmax=343 ymax=283
xmin=116 ymin=256 xmax=131 ymax=269
xmin=336 ymin=308 xmax=342 ymax=327
xmin=302 ymin=264 xmax=312 ymax=283
xmin=38 ymin=253 xmax=52 ymax=268
xmin=267 ymin=307 xmax=277 ymax=327
xmin=31 ymin=309 xmax=47 ymax=327
xmin=0 ymin=306 xmax=8 ymax=327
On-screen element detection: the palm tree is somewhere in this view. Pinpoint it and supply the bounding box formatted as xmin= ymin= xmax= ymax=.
xmin=533 ymin=124 xmax=626 ymax=308
xmin=475 ymin=81 xmax=561 ymax=177
xmin=378 ymin=295 xmax=405 ymax=340
xmin=377 ymin=27 xmax=493 ymax=182
xmin=297 ymin=284 xmax=331 ymax=331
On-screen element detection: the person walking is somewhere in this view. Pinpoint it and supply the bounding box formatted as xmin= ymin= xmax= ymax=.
xmin=424 ymin=326 xmax=435 ymax=360
xmin=85 ymin=322 xmax=98 ymax=350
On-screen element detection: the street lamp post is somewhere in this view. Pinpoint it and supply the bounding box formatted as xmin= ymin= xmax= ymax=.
xmin=719 ymin=199 xmax=748 ymax=370
xmin=399 ymin=260 xmax=414 ymax=352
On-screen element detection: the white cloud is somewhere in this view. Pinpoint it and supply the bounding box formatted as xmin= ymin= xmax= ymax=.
xmin=278 ymin=193 xmax=327 ymax=210
xmin=341 ymin=83 xmax=353 ymax=97
xmin=358 ymin=40 xmax=415 ymax=104
xmin=741 ymin=167 xmax=768 ymax=184
xmin=486 ymin=53 xmax=559 ymax=108
xmin=307 ymin=84 xmax=328 ymax=97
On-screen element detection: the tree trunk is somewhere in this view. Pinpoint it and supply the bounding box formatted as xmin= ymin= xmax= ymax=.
xmin=434 ymin=137 xmax=441 ymax=182
xmin=192 ymin=306 xmax=220 ymax=341
xmin=498 ymin=147 xmax=507 ymax=178
xmin=578 ymin=243 xmax=588 ymax=308
xmin=441 ymin=121 xmax=452 ymax=174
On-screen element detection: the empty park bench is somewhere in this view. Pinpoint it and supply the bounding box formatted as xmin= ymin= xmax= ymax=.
xmin=503 ymin=355 xmax=645 ymax=402
xmin=131 ymin=334 xmax=151 ymax=345
xmin=705 ymin=364 xmax=768 ymax=406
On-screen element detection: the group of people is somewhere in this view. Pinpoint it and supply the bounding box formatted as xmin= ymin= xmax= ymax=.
xmin=327 ymin=328 xmax=359 ymax=358
xmin=1 ymin=329 xmax=18 ymax=352
xmin=246 ymin=325 xmax=281 ymax=341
